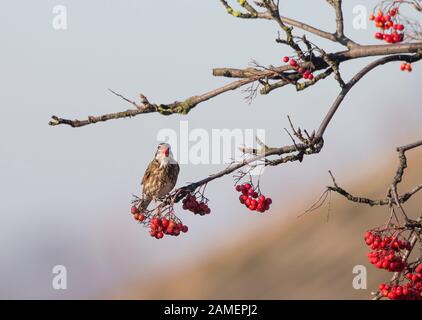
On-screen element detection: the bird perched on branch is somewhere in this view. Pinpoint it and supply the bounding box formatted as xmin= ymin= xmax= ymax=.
xmin=140 ymin=143 xmax=179 ymax=211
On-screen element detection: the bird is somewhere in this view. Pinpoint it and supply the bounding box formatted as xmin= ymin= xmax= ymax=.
xmin=140 ymin=143 xmax=180 ymax=211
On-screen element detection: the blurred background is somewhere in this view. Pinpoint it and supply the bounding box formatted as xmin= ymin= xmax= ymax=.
xmin=0 ymin=0 xmax=421 ymax=299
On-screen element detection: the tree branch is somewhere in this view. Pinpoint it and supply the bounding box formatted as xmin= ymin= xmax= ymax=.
xmin=175 ymin=53 xmax=422 ymax=197
xmin=221 ymin=0 xmax=356 ymax=47
xmin=328 ymin=139 xmax=422 ymax=207
xmin=49 ymin=45 xmax=422 ymax=128
xmin=325 ymin=0 xmax=356 ymax=47
xmin=49 ymin=77 xmax=261 ymax=128
xmin=316 ymin=52 xmax=422 ymax=137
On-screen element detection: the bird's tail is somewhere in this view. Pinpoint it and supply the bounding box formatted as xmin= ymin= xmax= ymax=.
xmin=140 ymin=195 xmax=152 ymax=212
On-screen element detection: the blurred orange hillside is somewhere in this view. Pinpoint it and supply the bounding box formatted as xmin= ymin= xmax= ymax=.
xmin=116 ymin=150 xmax=422 ymax=300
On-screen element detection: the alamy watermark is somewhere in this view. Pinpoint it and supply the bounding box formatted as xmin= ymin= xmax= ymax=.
xmin=157 ymin=120 xmax=266 ymax=167
xmin=52 ymin=265 xmax=67 ymax=290
xmin=52 ymin=5 xmax=67 ymax=30
xmin=352 ymin=265 xmax=367 ymax=290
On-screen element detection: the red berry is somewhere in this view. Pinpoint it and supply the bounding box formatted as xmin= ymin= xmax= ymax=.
xmin=283 ymin=56 xmax=289 ymax=63
xmin=370 ymin=257 xmax=379 ymax=264
xmin=382 ymin=260 xmax=389 ymax=269
xmin=152 ymin=217 xmax=161 ymax=226
xmin=387 ymin=292 xmax=396 ymax=300
xmin=131 ymin=206 xmax=139 ymax=214
xmin=385 ymin=20 xmax=393 ymax=29
xmin=244 ymin=183 xmax=252 ymax=190
xmin=290 ymin=59 xmax=297 ymax=67
xmin=161 ymin=218 xmax=169 ymax=228
xmin=181 ymin=225 xmax=188 ymax=233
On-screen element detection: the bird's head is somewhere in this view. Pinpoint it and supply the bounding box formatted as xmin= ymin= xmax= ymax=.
xmin=155 ymin=143 xmax=175 ymax=166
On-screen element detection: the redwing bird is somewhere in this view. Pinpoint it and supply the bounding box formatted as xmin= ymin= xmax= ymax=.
xmin=140 ymin=143 xmax=179 ymax=211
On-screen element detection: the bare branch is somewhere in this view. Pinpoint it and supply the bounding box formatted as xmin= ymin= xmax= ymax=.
xmin=174 ymin=53 xmax=422 ymax=195
xmin=327 ymin=138 xmax=422 ymax=208
xmin=49 ymin=77 xmax=260 ymax=128
xmin=316 ymin=52 xmax=422 ymax=138
xmin=222 ymin=0 xmax=356 ymax=46
xmin=325 ymin=0 xmax=356 ymax=47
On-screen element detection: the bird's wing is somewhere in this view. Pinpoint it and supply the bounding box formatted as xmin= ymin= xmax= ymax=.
xmin=169 ymin=163 xmax=180 ymax=188
xmin=141 ymin=159 xmax=159 ymax=186
xmin=174 ymin=163 xmax=180 ymax=180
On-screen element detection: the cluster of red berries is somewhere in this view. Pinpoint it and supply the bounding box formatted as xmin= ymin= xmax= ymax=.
xmin=365 ymin=231 xmax=410 ymax=272
xmin=149 ymin=217 xmax=188 ymax=239
xmin=131 ymin=206 xmax=145 ymax=222
xmin=367 ymin=250 xmax=407 ymax=272
xmin=235 ymin=183 xmax=272 ymax=213
xmin=182 ymin=194 xmax=211 ymax=215
xmin=400 ymin=63 xmax=413 ymax=72
xmin=131 ymin=206 xmax=188 ymax=240
xmin=365 ymin=231 xmax=412 ymax=251
xmin=379 ymin=263 xmax=422 ymax=300
xmin=282 ymin=56 xmax=314 ymax=80
xmin=365 ymin=230 xmax=422 ymax=299
xmin=370 ymin=9 xmax=404 ymax=44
